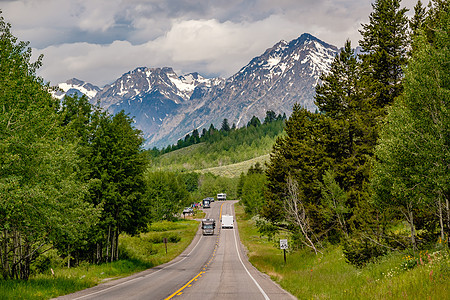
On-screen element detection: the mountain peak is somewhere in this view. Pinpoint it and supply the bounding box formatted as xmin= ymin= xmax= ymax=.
xmin=291 ymin=33 xmax=337 ymax=50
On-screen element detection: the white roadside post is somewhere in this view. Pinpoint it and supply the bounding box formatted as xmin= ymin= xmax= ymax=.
xmin=280 ymin=239 xmax=288 ymax=263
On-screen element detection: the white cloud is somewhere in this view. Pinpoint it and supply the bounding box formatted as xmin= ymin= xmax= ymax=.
xmin=3 ymin=0 xmax=430 ymax=86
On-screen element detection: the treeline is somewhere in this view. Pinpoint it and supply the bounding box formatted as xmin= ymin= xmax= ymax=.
xmin=149 ymin=113 xmax=285 ymax=171
xmin=150 ymin=110 xmax=286 ymax=156
xmin=240 ymin=0 xmax=449 ymax=266
xmin=0 ymin=12 xmax=196 ymax=280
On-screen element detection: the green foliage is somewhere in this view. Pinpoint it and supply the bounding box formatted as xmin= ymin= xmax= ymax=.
xmin=262 ymin=0 xmax=412 ymax=260
xmin=157 ymin=111 xmax=285 ymax=156
xmin=318 ymin=169 xmax=349 ymax=238
xmin=359 ymin=0 xmax=409 ymax=108
xmin=342 ymin=235 xmax=387 ymax=267
xmin=241 ymin=172 xmax=267 ymax=215
xmin=372 ymin=7 xmax=450 ymax=248
xmin=0 ymin=12 xmax=98 ymax=280
xmin=237 ymin=203 xmax=450 ymax=299
xmin=196 ymin=172 xmax=238 ymax=199
xmin=145 ymin=171 xmax=190 ymax=221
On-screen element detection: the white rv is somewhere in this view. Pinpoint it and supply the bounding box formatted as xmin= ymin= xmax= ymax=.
xmin=217 ymin=193 xmax=227 ymax=201
xmin=221 ymin=215 xmax=234 ymax=229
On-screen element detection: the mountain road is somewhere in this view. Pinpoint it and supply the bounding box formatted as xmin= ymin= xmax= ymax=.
xmin=55 ymin=200 xmax=295 ymax=300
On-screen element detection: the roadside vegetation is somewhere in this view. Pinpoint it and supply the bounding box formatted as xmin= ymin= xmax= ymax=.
xmin=236 ymin=204 xmax=450 ymax=299
xmin=0 ymin=220 xmax=199 ymax=300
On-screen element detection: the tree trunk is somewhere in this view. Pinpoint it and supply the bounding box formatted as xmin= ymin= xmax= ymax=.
xmin=106 ymin=225 xmax=111 ymax=262
xmin=408 ymin=205 xmax=417 ymax=251
xmin=111 ymin=229 xmax=115 ymax=263
xmin=446 ymin=196 xmax=450 ymax=247
xmin=116 ymin=226 xmax=119 ymax=260
xmin=438 ymin=196 xmax=445 ymax=241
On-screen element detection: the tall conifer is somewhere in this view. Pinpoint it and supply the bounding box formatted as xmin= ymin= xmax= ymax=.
xmin=359 ymin=0 xmax=409 ymax=108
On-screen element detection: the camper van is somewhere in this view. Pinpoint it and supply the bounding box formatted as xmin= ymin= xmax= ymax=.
xmin=201 ymin=219 xmax=215 ymax=235
xmin=217 ymin=193 xmax=226 ymax=201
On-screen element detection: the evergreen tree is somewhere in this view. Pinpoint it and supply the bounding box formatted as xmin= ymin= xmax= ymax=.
xmin=262 ymin=105 xmax=328 ymax=227
xmin=247 ymin=116 xmax=261 ymax=127
xmin=191 ymin=128 xmax=200 ymax=143
xmin=86 ymin=110 xmax=148 ymax=262
xmin=221 ymin=118 xmax=231 ymax=132
xmin=359 ymin=0 xmax=409 ymax=108
xmin=315 ymin=40 xmax=361 ymax=118
xmin=264 ymin=110 xmax=277 ymax=124
xmin=409 ymin=0 xmax=427 ymax=37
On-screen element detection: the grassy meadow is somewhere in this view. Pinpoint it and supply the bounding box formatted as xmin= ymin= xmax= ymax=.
xmin=235 ymin=203 xmax=450 ymax=299
xmin=198 ymin=154 xmax=270 ymax=177
xmin=0 ymin=219 xmax=199 ymax=300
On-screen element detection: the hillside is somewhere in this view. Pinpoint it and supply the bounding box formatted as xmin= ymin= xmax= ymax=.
xmin=147 ymin=119 xmax=284 ymax=175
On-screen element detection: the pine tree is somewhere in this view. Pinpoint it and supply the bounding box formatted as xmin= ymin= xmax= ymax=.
xmin=409 ymin=0 xmax=427 ymax=37
xmin=220 ymin=118 xmax=231 ymax=132
xmin=359 ymin=0 xmax=409 ymax=108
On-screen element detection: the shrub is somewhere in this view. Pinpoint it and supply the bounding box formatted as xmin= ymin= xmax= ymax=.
xmin=168 ymin=233 xmax=181 ymax=243
xmin=342 ymin=235 xmax=387 ymax=267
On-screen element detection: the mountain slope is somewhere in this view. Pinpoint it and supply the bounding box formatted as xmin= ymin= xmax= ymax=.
xmin=151 ymin=33 xmax=337 ymax=147
xmin=55 ymin=33 xmax=338 ymax=148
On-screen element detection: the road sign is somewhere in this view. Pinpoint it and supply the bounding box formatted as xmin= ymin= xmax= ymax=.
xmin=280 ymin=239 xmax=288 ymax=250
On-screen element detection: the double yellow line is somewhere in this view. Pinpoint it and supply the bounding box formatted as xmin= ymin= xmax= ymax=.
xmin=165 ymin=271 xmax=205 ymax=299
xmin=165 ymin=203 xmax=224 ymax=299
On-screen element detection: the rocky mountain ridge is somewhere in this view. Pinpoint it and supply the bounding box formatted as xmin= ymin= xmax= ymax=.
xmin=55 ymin=33 xmax=338 ymax=148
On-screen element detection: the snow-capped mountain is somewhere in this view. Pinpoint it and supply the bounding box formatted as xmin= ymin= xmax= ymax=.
xmin=53 ymin=78 xmax=101 ymax=100
xmin=55 ymin=33 xmax=338 ymax=148
xmin=89 ymin=67 xmax=224 ymax=143
xmin=150 ymin=33 xmax=338 ymax=147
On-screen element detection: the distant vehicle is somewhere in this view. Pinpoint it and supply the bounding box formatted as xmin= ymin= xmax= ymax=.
xmin=202 ymin=198 xmax=211 ymax=208
xmin=221 ymin=215 xmax=234 ymax=228
xmin=201 ymin=219 xmax=215 ymax=235
xmin=205 ymin=196 xmax=214 ymax=202
xmin=183 ymin=207 xmax=193 ymax=214
xmin=217 ymin=193 xmax=227 ymax=201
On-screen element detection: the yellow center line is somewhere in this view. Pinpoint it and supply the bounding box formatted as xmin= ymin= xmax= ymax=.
xmin=165 ymin=202 xmax=225 ymax=299
xmin=165 ymin=271 xmax=205 ymax=300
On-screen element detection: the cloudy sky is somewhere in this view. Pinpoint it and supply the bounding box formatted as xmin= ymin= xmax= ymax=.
xmin=2 ymin=0 xmax=424 ymax=87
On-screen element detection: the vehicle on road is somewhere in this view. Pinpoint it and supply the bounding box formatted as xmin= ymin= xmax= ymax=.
xmin=221 ymin=214 xmax=234 ymax=228
xmin=217 ymin=193 xmax=226 ymax=201
xmin=202 ymin=198 xmax=211 ymax=208
xmin=205 ymin=196 xmax=214 ymax=202
xmin=201 ymin=219 xmax=216 ymax=235
xmin=183 ymin=207 xmax=193 ymax=214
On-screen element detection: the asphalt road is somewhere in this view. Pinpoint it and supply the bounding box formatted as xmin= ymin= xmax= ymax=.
xmin=56 ymin=201 xmax=295 ymax=300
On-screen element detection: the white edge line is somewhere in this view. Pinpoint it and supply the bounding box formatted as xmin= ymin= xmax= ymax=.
xmin=232 ymin=209 xmax=270 ymax=300
xmin=72 ymin=229 xmax=204 ymax=300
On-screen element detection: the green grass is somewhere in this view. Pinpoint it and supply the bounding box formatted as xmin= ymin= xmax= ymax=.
xmin=197 ymin=154 xmax=270 ymax=177
xmin=0 ymin=219 xmax=199 ymax=300
xmin=235 ymin=203 xmax=450 ymax=299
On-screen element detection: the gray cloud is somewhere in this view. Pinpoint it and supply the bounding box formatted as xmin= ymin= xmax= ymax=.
xmin=2 ymin=0 xmax=426 ymax=86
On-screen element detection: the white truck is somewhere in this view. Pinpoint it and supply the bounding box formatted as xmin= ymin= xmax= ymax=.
xmin=221 ymin=215 xmax=234 ymax=229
